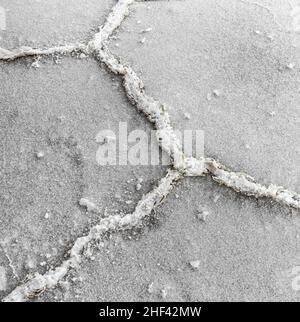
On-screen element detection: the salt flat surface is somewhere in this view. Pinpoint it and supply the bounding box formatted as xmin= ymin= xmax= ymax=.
xmin=0 ymin=0 xmax=114 ymax=49
xmin=0 ymin=0 xmax=299 ymax=302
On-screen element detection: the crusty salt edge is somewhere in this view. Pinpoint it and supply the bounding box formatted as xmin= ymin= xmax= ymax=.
xmin=205 ymin=159 xmax=300 ymax=209
xmin=96 ymin=47 xmax=206 ymax=177
xmin=0 ymin=43 xmax=87 ymax=61
xmin=88 ymin=0 xmax=205 ymax=177
xmin=88 ymin=0 xmax=134 ymax=50
xmin=2 ymin=169 xmax=182 ymax=302
xmin=0 ymin=0 xmax=134 ymax=61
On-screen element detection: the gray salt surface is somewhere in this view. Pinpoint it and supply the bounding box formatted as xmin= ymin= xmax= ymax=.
xmin=0 ymin=0 xmax=300 ymax=302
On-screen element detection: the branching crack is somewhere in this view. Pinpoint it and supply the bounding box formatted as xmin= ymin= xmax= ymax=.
xmin=2 ymin=169 xmax=182 ymax=302
xmin=1 ymin=0 xmax=299 ymax=302
xmin=0 ymin=43 xmax=87 ymax=61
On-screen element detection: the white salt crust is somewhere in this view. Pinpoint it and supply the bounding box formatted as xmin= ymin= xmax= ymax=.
xmin=2 ymin=0 xmax=300 ymax=303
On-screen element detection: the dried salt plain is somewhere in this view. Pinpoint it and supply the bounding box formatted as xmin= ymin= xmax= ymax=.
xmin=0 ymin=0 xmax=300 ymax=302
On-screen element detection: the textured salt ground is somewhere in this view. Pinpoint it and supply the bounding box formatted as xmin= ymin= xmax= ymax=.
xmin=37 ymin=176 xmax=300 ymax=302
xmin=0 ymin=57 xmax=166 ymax=297
xmin=1 ymin=0 xmax=300 ymax=302
xmin=0 ymin=0 xmax=114 ymax=49
xmin=113 ymin=0 xmax=300 ymax=191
